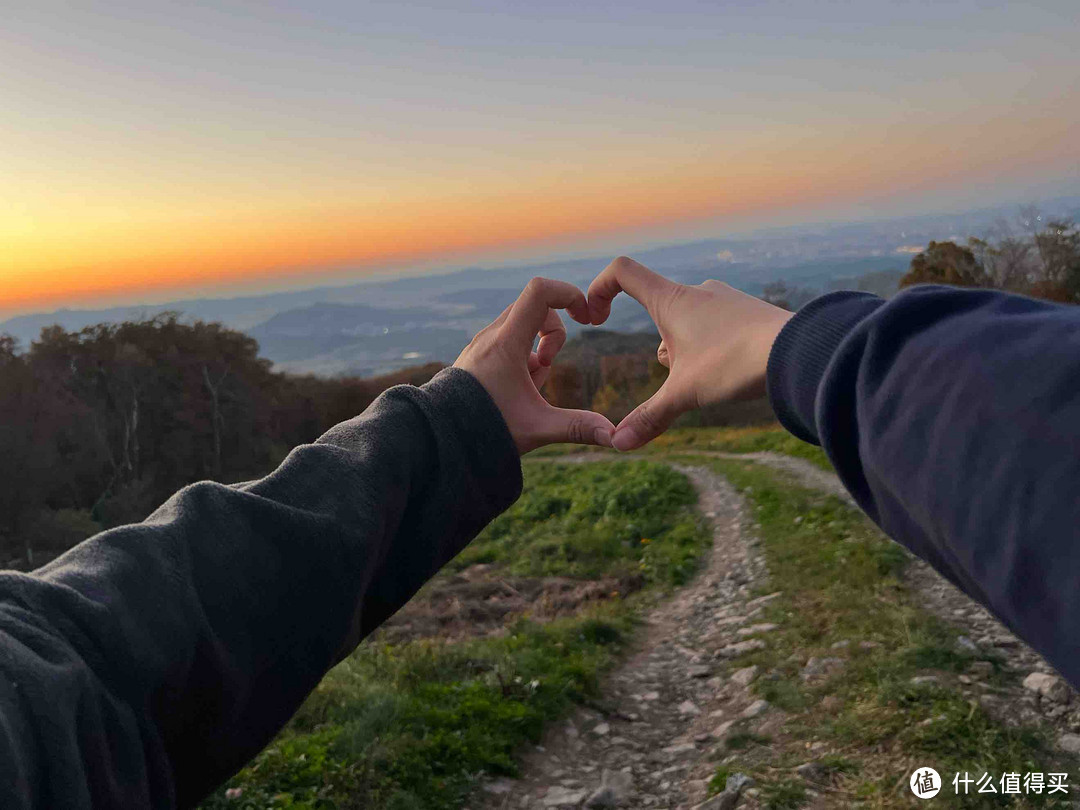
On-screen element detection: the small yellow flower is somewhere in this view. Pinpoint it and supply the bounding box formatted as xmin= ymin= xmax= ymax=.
xmin=640 ymin=537 xmax=651 ymax=545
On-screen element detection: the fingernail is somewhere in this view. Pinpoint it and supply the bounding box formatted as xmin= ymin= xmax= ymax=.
xmin=594 ymin=427 xmax=613 ymax=448
xmin=612 ymin=427 xmax=639 ymax=452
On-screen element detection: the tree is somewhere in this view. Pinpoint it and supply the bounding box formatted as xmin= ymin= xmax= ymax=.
xmin=899 ymin=241 xmax=988 ymax=289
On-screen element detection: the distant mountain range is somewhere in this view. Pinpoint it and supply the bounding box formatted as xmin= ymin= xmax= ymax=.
xmin=5 ymin=195 xmax=1078 ymax=377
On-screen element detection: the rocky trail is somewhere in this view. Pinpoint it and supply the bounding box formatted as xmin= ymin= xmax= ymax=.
xmin=470 ymin=453 xmax=1080 ymax=809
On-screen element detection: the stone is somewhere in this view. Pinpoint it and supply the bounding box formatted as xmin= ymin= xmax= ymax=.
xmin=678 ymin=700 xmax=702 ymax=716
xmin=741 ymin=699 xmax=770 ymax=718
xmin=1058 ymin=733 xmax=1080 ymax=755
xmin=820 ymin=695 xmax=843 ymax=711
xmin=663 ymin=742 xmax=698 ymax=756
xmin=956 ymin=635 xmax=978 ymax=653
xmin=737 ymin=623 xmax=778 ymax=636
xmin=796 ymin=762 xmax=828 ymax=782
xmin=543 ymin=786 xmax=589 ymax=807
xmin=584 ymin=769 xmax=633 ymax=808
xmin=910 ymin=675 xmax=941 ymax=685
xmin=745 ymin=591 xmax=782 ymax=609
xmin=593 ymin=722 xmax=610 ymax=736
xmin=730 ymin=665 xmax=759 ymax=687
xmin=484 ymin=779 xmax=515 ymax=795
xmin=802 ymin=656 xmax=844 ymax=679
xmin=1023 ymin=672 xmax=1071 ymax=704
xmin=642 ymin=691 xmax=660 ymax=701
xmin=719 ymin=639 xmax=766 ymax=657
xmin=711 ymin=719 xmax=736 ymax=739
xmin=858 ymin=640 xmax=880 ymax=650
xmin=692 ymin=773 xmax=754 ymax=809
xmin=689 ymin=664 xmax=713 ymax=679
xmin=968 ymin=661 xmax=995 ymax=679
xmin=830 ymin=639 xmax=850 ymax=650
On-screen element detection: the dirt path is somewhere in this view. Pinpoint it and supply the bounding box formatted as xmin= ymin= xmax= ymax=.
xmin=472 ymin=462 xmax=773 ymax=809
xmin=473 ymin=452 xmax=1080 ymax=809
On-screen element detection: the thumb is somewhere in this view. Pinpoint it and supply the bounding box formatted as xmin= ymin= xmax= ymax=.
xmin=536 ymin=405 xmax=616 ymax=448
xmin=611 ymin=382 xmax=684 ymax=452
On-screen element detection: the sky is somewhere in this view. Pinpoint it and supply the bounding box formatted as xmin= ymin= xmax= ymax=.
xmin=2 ymin=0 xmax=1078 ymax=316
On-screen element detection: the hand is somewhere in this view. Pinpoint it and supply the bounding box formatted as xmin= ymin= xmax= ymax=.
xmin=454 ymin=277 xmax=616 ymax=455
xmin=587 ymin=256 xmax=794 ymax=451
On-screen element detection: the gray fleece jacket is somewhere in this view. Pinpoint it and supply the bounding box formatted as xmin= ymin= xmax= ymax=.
xmin=0 ymin=368 xmax=522 ymax=809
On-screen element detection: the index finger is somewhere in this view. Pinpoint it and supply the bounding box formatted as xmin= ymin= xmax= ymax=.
xmin=586 ymin=256 xmax=680 ymax=325
xmin=502 ymin=277 xmax=589 ymax=347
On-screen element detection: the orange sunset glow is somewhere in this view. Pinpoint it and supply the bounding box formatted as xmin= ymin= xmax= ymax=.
xmin=2 ymin=1 xmax=1078 ymax=317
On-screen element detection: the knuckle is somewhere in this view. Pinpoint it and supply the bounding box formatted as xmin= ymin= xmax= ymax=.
xmin=566 ymin=417 xmax=588 ymax=444
xmin=635 ymin=404 xmax=663 ymax=436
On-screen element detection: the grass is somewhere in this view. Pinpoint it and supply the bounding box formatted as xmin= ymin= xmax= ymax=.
xmin=702 ymin=457 xmax=1069 ymax=808
xmin=450 ymin=460 xmax=704 ymax=587
xmin=200 ymin=460 xmax=708 ymax=810
xmin=529 ymin=425 xmax=834 ymax=472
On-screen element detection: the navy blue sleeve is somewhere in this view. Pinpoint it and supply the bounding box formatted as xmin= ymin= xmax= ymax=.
xmin=767 ymin=285 xmax=1080 ymax=686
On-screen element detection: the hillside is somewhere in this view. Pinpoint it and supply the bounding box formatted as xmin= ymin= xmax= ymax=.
xmin=199 ymin=428 xmax=1080 ymax=809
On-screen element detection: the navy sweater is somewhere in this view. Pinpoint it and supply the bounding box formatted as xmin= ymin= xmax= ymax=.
xmin=767 ymin=284 xmax=1080 ymax=689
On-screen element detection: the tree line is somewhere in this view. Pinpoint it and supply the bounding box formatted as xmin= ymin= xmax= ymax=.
xmin=0 ymin=315 xmax=440 ymax=568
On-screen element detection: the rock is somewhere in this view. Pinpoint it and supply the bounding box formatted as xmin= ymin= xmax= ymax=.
xmin=484 ymin=779 xmax=515 ymax=795
xmin=1024 ymin=672 xmax=1071 ymax=704
xmin=663 ymin=742 xmax=698 ymax=756
xmin=692 ymin=773 xmax=754 ymax=809
xmin=967 ymin=661 xmax=995 ymax=679
xmin=711 ymin=719 xmax=736 ymax=739
xmin=830 ymin=639 xmax=850 ymax=650
xmin=741 ymin=699 xmax=770 ymax=718
xmin=820 ymin=695 xmax=843 ymax=711
xmin=642 ymin=691 xmax=660 ymax=701
xmin=802 ymin=656 xmax=844 ymax=679
xmin=796 ymin=762 xmax=828 ymax=782
xmin=543 ymin=786 xmax=589 ymax=807
xmin=593 ymin=722 xmax=610 ymax=736
xmin=584 ymin=769 xmax=633 ymax=808
xmin=745 ymin=591 xmax=782 ymax=609
xmin=730 ymin=665 xmax=759 ymax=687
xmin=719 ymin=639 xmax=766 ymax=657
xmin=858 ymin=640 xmax=880 ymax=650
xmin=1058 ymin=733 xmax=1080 ymax=754
xmin=737 ymin=623 xmax=778 ymax=636
xmin=727 ymin=773 xmax=754 ymax=793
xmin=689 ymin=664 xmax=713 ymax=679
xmin=678 ymin=700 xmax=702 ymax=716
xmin=910 ymin=675 xmax=941 ymax=685
xmin=956 ymin=635 xmax=978 ymax=653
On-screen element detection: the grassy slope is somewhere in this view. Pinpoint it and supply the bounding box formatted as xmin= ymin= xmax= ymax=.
xmin=200 ymin=461 xmax=707 ymax=810
xmin=701 ymin=457 xmax=1068 ymax=809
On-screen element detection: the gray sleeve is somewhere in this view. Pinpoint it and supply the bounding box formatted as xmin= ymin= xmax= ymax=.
xmin=0 ymin=367 xmax=522 ymax=809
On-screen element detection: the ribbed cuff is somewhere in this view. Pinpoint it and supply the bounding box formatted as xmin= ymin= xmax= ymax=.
xmin=766 ymin=291 xmax=884 ymax=445
xmin=419 ymin=367 xmax=524 ymax=511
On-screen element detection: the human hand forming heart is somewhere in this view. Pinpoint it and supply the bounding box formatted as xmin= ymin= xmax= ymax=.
xmin=586 ymin=256 xmax=794 ymax=451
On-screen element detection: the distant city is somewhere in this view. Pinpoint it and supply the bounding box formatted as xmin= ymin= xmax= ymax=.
xmin=4 ymin=195 xmax=1078 ymax=378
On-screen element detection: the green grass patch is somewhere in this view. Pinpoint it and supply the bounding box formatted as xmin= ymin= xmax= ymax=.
xmin=451 ymin=461 xmax=705 ymax=588
xmin=705 ymin=458 xmax=1070 ymax=808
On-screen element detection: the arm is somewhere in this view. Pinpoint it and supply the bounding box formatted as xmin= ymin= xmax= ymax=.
xmin=587 ymin=256 xmax=1080 ymax=688
xmin=0 ymin=279 xmax=613 ymax=809
xmin=767 ymin=284 xmax=1080 ymax=687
